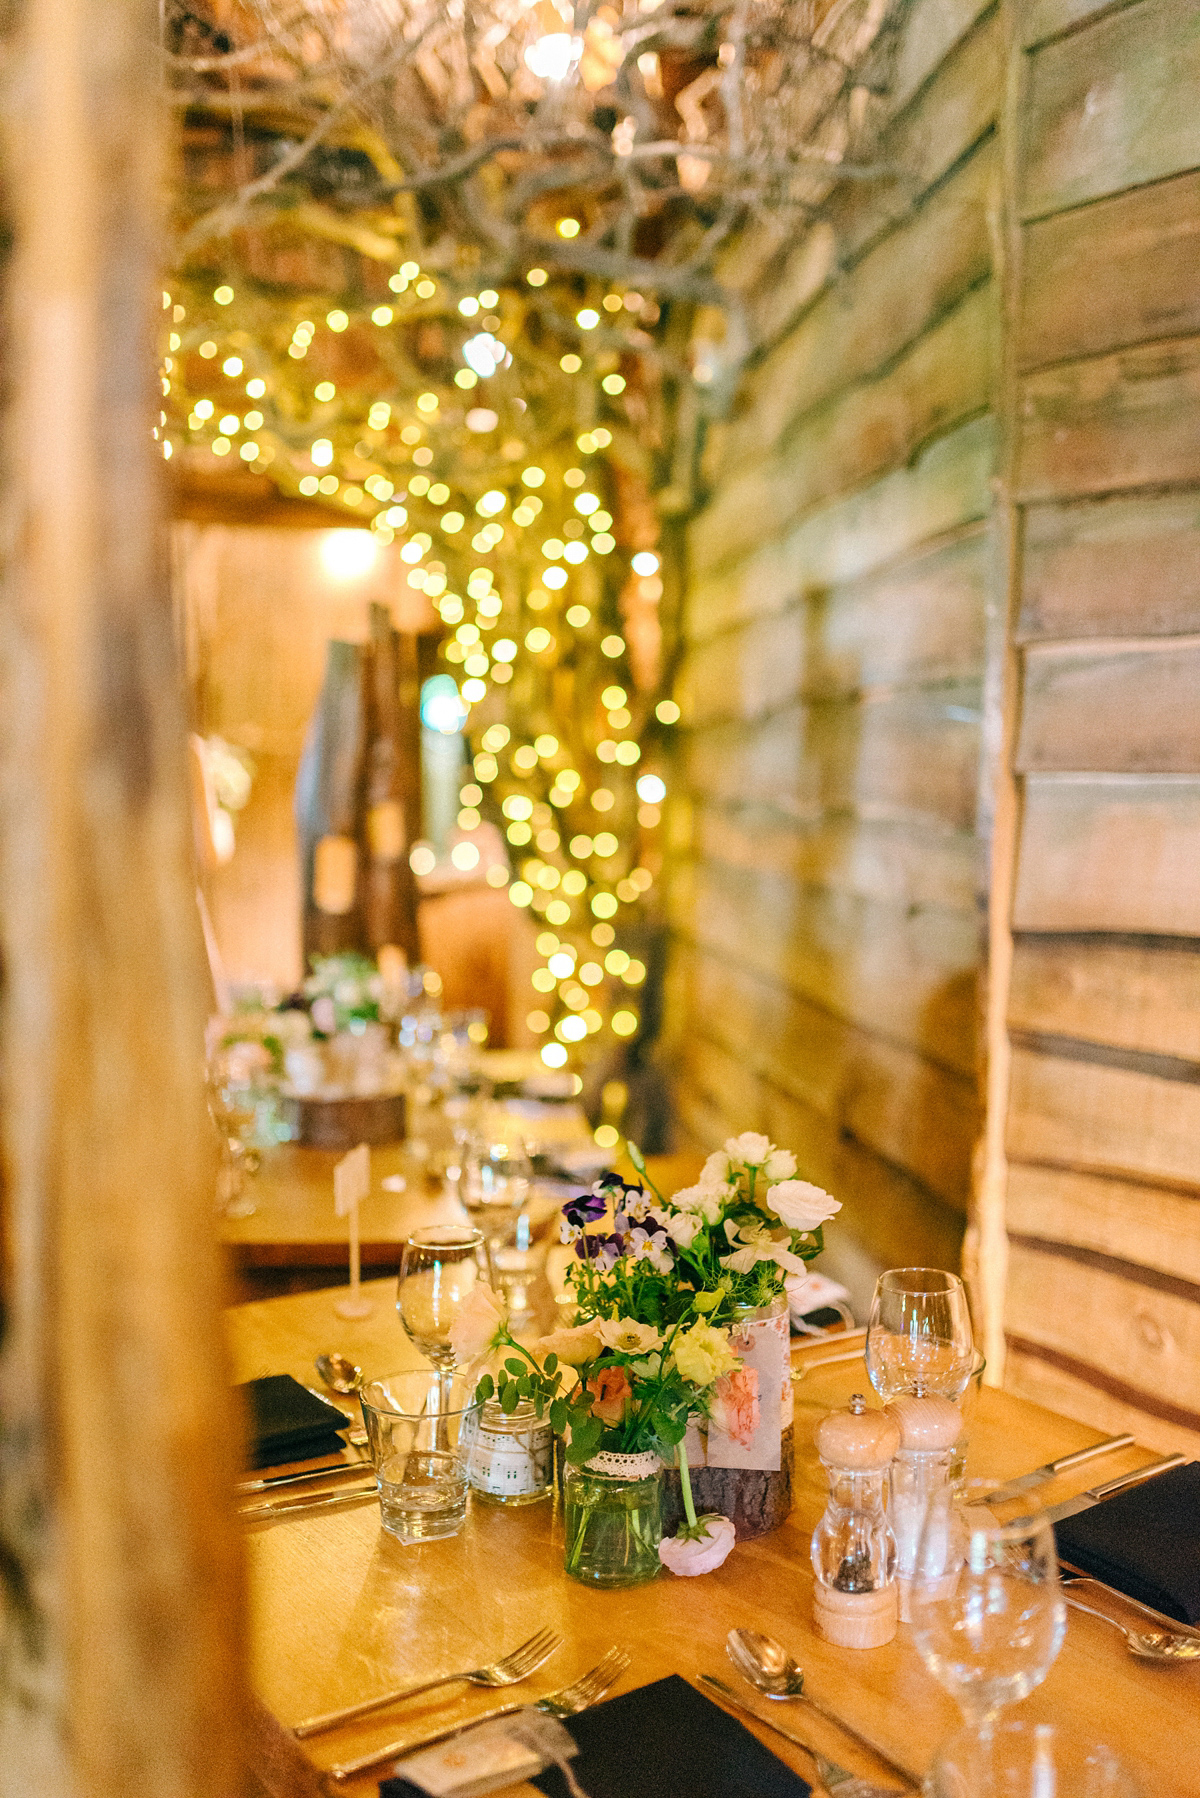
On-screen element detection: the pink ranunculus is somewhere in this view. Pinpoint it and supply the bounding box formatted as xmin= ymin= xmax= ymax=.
xmin=709 ymin=1366 xmax=760 ymax=1448
xmin=658 ymin=1514 xmax=737 ymax=1576
xmin=447 ymin=1281 xmax=506 ymax=1365
xmin=587 ymin=1363 xmax=632 ymax=1426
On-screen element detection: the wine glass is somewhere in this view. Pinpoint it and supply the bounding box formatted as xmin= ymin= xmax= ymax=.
xmin=397 ymin=1225 xmax=491 ymax=1369
xmin=456 ymin=1131 xmax=532 ymax=1254
xmin=910 ymin=1480 xmax=1067 ymax=1726
xmin=926 ymin=1719 xmax=1142 ymax=1798
xmin=865 ymin=1267 xmax=975 ymax=1402
xmin=205 ymin=1032 xmax=280 ymax=1218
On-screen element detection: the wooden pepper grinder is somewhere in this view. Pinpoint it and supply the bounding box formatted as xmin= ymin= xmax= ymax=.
xmin=885 ymin=1393 xmax=964 ymax=1622
xmin=810 ymin=1394 xmax=901 ymax=1648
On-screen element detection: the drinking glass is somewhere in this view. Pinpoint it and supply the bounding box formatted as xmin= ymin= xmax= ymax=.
xmin=359 ymin=1371 xmax=483 ymax=1542
xmin=397 ymin=1225 xmax=491 ymax=1369
xmin=205 ymin=1032 xmax=283 ymax=1218
xmin=926 ymin=1719 xmax=1141 ymax=1797
xmin=456 ymin=1131 xmax=532 ymax=1253
xmin=865 ymin=1267 xmax=975 ymax=1402
xmin=910 ymin=1481 xmax=1066 ymax=1725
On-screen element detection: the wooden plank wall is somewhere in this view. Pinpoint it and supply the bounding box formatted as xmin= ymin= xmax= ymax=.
xmin=665 ymin=0 xmax=1001 ymax=1303
xmin=999 ymin=0 xmax=1200 ymax=1454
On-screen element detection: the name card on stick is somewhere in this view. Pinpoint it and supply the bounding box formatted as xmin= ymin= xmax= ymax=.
xmin=334 ymin=1143 xmax=373 ymax=1318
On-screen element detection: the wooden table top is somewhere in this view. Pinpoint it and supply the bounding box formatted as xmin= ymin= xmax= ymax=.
xmin=229 ymin=1280 xmax=1200 ymax=1798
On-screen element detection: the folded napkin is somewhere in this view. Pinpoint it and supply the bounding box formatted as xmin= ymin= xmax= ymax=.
xmin=1054 ymin=1459 xmax=1200 ymax=1625
xmin=239 ymin=1374 xmax=349 ymax=1469
xmin=381 ymin=1677 xmax=811 ymax=1798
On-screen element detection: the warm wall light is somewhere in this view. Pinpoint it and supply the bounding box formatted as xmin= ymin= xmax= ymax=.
xmin=524 ymin=32 xmax=581 ymax=81
xmin=319 ymin=530 xmax=379 ymax=580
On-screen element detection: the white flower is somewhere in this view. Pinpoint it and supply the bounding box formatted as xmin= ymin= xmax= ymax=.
xmin=665 ymin=1211 xmax=701 ymax=1249
xmin=671 ymin=1183 xmax=725 ymax=1224
xmin=447 ymin=1282 xmax=507 ymax=1364
xmin=721 ymin=1219 xmax=810 ymax=1277
xmin=724 ymin=1132 xmax=772 ymax=1166
xmin=623 ymin=1189 xmax=653 ymax=1222
xmin=658 ymin=1513 xmax=737 ymax=1576
xmin=700 ymin=1150 xmax=732 ymax=1186
xmin=767 ymin=1179 xmax=841 ymax=1233
xmin=596 ymin=1317 xmax=663 ymax=1354
xmin=763 ymin=1148 xmax=797 ymax=1182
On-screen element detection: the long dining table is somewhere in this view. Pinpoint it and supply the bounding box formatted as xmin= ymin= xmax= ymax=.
xmin=229 ymin=1278 xmax=1200 ymax=1798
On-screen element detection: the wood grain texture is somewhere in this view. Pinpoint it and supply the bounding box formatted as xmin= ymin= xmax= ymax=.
xmin=681 ymin=526 xmax=988 ymax=724
xmin=725 ymin=140 xmax=997 ymax=471
xmin=1005 ymin=1240 xmax=1200 ymax=1433
xmin=229 ymin=1285 xmax=1200 ymax=1798
xmin=1008 ymin=935 xmax=1200 ymax=1060
xmin=1006 ymin=1160 xmax=1200 ymax=1284
xmin=1018 ymin=488 xmax=1200 ymax=640
xmin=1020 ymin=168 xmax=1200 ymax=371
xmin=684 ymin=685 xmax=983 ymax=833
xmin=688 ymin=414 xmax=995 ymax=639
xmin=1006 ymin=1043 xmax=1200 ymax=1189
xmin=694 ymin=804 xmax=979 ymax=914
xmin=1018 ymin=0 xmax=1137 ymax=51
xmin=1016 ymin=635 xmax=1200 ymax=772
xmin=667 ymin=857 xmax=978 ymax=1075
xmin=691 ymin=281 xmax=995 ymax=572
xmin=1013 ymin=773 xmax=1200 ymax=933
xmin=0 ymin=1 xmax=247 ymax=1791
xmin=1004 ymin=1340 xmax=1200 ymax=1460
xmin=1016 ymin=335 xmax=1200 ymax=503
xmin=675 ymin=943 xmax=980 ymax=1211
xmin=1021 ymin=0 xmax=1200 ymax=220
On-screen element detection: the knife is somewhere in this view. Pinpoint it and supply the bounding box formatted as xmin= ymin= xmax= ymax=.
xmin=236 ymin=1480 xmax=378 ymax=1522
xmin=237 ymin=1455 xmax=372 ymax=1495
xmin=697 ymin=1675 xmax=917 ymax=1789
xmin=980 ymin=1433 xmax=1135 ymax=1505
xmin=1038 ymin=1453 xmax=1188 ymax=1526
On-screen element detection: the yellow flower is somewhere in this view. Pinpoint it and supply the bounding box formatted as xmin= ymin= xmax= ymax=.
xmin=674 ymin=1319 xmax=739 ymax=1388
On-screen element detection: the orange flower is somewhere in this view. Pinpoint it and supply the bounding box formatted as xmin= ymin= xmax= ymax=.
xmin=587 ymin=1364 xmax=632 ymax=1427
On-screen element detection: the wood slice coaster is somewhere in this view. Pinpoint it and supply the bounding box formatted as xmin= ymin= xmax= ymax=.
xmin=660 ymin=1424 xmax=795 ymax=1540
xmin=280 ymin=1092 xmax=407 ymax=1149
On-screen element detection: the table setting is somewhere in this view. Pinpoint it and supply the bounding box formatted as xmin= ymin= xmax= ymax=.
xmin=226 ymin=1133 xmax=1200 ymax=1798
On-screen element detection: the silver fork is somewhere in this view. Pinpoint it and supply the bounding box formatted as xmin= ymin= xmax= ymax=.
xmin=293 ymin=1626 xmax=561 ymax=1738
xmin=324 ymin=1646 xmax=631 ymax=1784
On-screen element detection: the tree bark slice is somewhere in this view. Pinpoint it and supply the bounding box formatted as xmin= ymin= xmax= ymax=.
xmin=661 ymin=1426 xmax=795 ymax=1540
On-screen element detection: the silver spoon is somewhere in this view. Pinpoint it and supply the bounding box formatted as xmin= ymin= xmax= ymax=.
xmin=726 ymin=1629 xmax=919 ymax=1788
xmin=1064 ymin=1594 xmax=1200 ymax=1661
xmin=315 ymin=1351 xmax=363 ymax=1395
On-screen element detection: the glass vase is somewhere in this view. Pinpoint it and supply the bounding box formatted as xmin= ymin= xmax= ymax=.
xmin=563 ymin=1454 xmax=663 ymax=1588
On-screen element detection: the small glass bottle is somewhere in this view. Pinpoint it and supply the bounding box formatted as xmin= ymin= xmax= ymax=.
xmin=811 ymin=1394 xmax=901 ymax=1648
xmin=465 ymin=1397 xmax=554 ymax=1505
xmin=885 ymin=1393 xmax=963 ymax=1620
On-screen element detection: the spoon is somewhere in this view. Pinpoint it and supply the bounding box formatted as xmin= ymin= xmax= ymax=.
xmin=1064 ymin=1594 xmax=1200 ymax=1661
xmin=726 ymin=1630 xmax=919 ymax=1788
xmin=315 ymin=1352 xmax=363 ymax=1396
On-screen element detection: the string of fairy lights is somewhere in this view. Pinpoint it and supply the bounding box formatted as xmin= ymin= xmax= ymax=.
xmin=164 ymin=227 xmax=684 ymax=1075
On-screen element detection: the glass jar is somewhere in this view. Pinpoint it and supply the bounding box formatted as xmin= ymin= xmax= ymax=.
xmin=465 ymin=1398 xmax=554 ymax=1506
xmin=563 ymin=1453 xmax=663 ymax=1587
xmin=811 ymin=1394 xmax=901 ymax=1648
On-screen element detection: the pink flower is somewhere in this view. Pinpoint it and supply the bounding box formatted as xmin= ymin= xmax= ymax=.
xmin=709 ymin=1366 xmax=760 ymax=1448
xmin=587 ymin=1364 xmax=632 ymax=1426
xmin=447 ymin=1282 xmax=506 ymax=1365
xmin=659 ymin=1514 xmax=737 ymax=1576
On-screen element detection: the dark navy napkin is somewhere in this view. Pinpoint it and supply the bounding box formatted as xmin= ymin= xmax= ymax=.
xmin=1054 ymin=1459 xmax=1200 ymax=1625
xmin=239 ymin=1373 xmax=348 ymax=1469
xmin=380 ymin=1675 xmax=811 ymax=1798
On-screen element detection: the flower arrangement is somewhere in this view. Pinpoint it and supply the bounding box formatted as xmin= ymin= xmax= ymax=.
xmin=455 ymin=1132 xmax=841 ymax=1578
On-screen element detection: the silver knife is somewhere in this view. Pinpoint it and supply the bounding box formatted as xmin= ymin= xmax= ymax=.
xmin=1039 ymin=1453 xmax=1188 ymax=1525
xmin=238 ymin=1455 xmax=371 ymax=1495
xmin=237 ymin=1481 xmax=378 ymax=1522
xmin=697 ymin=1675 xmax=917 ymax=1789
xmin=980 ymin=1434 xmax=1135 ymax=1504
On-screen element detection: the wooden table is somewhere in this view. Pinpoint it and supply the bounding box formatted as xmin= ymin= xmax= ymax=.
xmin=229 ymin=1281 xmax=1200 ymax=1798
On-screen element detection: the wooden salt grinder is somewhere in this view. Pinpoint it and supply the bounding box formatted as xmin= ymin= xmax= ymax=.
xmin=811 ymin=1395 xmax=902 ymax=1649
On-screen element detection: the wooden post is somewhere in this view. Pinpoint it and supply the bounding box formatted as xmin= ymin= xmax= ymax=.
xmin=0 ymin=2 xmax=248 ymax=1794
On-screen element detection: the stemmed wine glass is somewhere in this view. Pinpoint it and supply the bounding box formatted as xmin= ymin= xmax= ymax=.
xmin=397 ymin=1225 xmax=492 ymax=1370
xmin=456 ymin=1131 xmax=532 ymax=1255
xmin=910 ymin=1480 xmax=1067 ymax=1727
xmin=865 ymin=1267 xmax=976 ymax=1402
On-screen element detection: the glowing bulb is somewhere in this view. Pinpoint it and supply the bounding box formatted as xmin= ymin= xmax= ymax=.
xmin=542 ymin=1042 xmax=568 ymax=1067
xmin=314 ymin=381 xmax=336 ymax=401
xmin=410 ymin=843 xmax=437 ymax=876
xmin=466 ymin=408 xmax=499 ymax=433
xmin=417 ymin=392 xmax=439 ymax=413
xmin=459 ymin=297 xmax=480 ymax=317
xmin=421 ymin=675 xmax=468 ymax=734
xmin=557 ymin=217 xmax=581 ymax=238
xmin=372 ymin=306 xmax=393 ymax=325
xmin=527 ymin=268 xmax=548 ymax=287
xmin=560 ymin=354 xmax=582 ymax=373
xmin=632 ymin=551 xmax=660 ymax=575
xmin=656 ymin=699 xmax=680 ymax=724
xmin=637 ymin=774 xmax=667 ymax=804
xmin=525 ymin=32 xmax=582 ymax=80
xmin=246 ymin=378 xmax=266 ymax=398
xmin=213 ymin=285 xmax=234 ymax=305
xmin=603 ymin=373 xmax=627 ymax=394
xmin=326 ymin=309 xmax=349 ymax=332
xmin=319 ymin=530 xmax=379 ymax=580
xmin=463 ymin=332 xmax=510 ymax=377
xmin=522 ymin=467 xmax=545 ymax=487
xmin=222 ymin=356 xmax=243 ymax=376
xmin=576 ymin=309 xmax=600 ymax=330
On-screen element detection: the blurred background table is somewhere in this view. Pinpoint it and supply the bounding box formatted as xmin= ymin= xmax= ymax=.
xmin=228 ymin=1283 xmax=1200 ymax=1798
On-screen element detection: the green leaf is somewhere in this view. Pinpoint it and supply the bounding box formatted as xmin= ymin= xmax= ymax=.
xmin=626 ymin=1140 xmax=647 ymax=1173
xmin=542 ymin=1351 xmax=559 ymax=1376
xmin=549 ymin=1398 xmax=568 ymax=1433
xmin=504 ymin=1357 xmax=525 ymax=1377
xmin=500 ymin=1383 xmax=521 ymax=1415
xmin=475 ymin=1373 xmax=495 ymax=1401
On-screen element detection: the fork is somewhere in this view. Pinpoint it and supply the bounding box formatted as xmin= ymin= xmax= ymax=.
xmin=293 ymin=1626 xmax=561 ymax=1738
xmin=324 ymin=1646 xmax=632 ymax=1783
xmin=699 ymin=1675 xmax=904 ymax=1797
